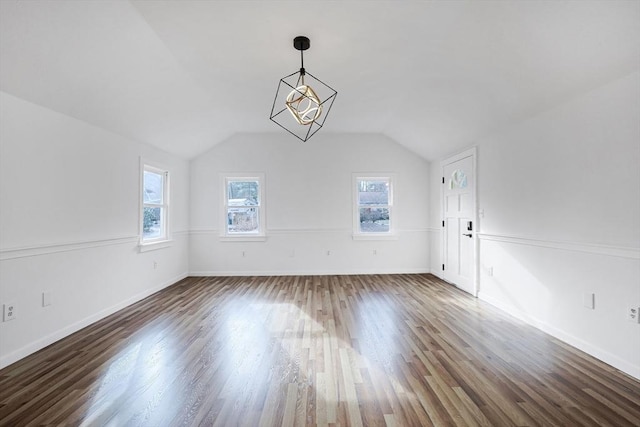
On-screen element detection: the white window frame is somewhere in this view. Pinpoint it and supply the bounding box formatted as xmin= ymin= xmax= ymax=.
xmin=352 ymin=174 xmax=397 ymax=240
xmin=220 ymin=173 xmax=266 ymax=241
xmin=139 ymin=161 xmax=171 ymax=251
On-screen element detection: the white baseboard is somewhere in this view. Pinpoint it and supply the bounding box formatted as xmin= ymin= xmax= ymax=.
xmin=429 ymin=269 xmax=444 ymax=280
xmin=0 ymin=272 xmax=188 ymax=370
xmin=478 ymin=291 xmax=640 ymax=380
xmin=189 ymin=268 xmax=430 ymax=277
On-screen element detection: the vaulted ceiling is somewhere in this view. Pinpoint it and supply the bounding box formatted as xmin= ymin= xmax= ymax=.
xmin=1 ymin=1 xmax=638 ymax=160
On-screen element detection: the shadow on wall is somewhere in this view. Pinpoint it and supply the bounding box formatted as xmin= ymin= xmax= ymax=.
xmin=479 ymin=241 xmax=553 ymax=325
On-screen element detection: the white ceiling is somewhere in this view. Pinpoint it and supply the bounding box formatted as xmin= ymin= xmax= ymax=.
xmin=1 ymin=0 xmax=638 ymax=160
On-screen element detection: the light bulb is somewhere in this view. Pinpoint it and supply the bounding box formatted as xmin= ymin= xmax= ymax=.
xmin=285 ymin=85 xmax=322 ymax=125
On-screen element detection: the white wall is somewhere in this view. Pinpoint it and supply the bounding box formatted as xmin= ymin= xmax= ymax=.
xmin=431 ymin=71 xmax=640 ymax=378
xmin=190 ymin=133 xmax=430 ymax=275
xmin=0 ymin=92 xmax=190 ymax=368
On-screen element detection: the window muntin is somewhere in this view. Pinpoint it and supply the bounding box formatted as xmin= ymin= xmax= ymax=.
xmin=223 ymin=175 xmax=264 ymax=236
xmin=355 ymin=176 xmax=393 ymax=234
xmin=142 ymin=165 xmax=169 ymax=243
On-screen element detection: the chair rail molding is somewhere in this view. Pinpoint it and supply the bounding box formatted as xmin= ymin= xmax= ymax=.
xmin=477 ymin=232 xmax=639 ymax=260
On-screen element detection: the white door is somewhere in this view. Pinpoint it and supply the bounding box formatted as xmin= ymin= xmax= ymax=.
xmin=442 ymin=149 xmax=476 ymax=295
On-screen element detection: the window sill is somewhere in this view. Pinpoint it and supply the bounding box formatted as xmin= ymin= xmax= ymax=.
xmin=352 ymin=233 xmax=398 ymax=241
xmin=138 ymin=239 xmax=173 ymax=252
xmin=219 ymin=235 xmax=267 ymax=242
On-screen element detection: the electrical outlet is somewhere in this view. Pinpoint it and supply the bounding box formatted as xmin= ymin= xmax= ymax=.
xmin=326 ymin=250 xmax=331 ymax=256
xmin=487 ymin=266 xmax=494 ymax=277
xmin=3 ymin=302 xmax=16 ymax=322
xmin=628 ymin=306 xmax=640 ymax=323
xmin=373 ymin=249 xmax=377 ymax=255
xmin=153 ymin=261 xmax=158 ymax=269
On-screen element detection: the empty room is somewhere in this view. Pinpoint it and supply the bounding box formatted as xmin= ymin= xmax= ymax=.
xmin=1 ymin=1 xmax=639 ymax=426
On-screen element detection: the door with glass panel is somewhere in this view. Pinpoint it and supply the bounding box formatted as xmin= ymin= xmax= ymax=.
xmin=442 ymin=149 xmax=476 ymax=295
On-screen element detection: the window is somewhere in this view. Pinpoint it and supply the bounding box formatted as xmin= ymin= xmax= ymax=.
xmin=353 ymin=175 xmax=394 ymax=238
xmin=222 ymin=174 xmax=265 ymax=239
xmin=141 ymin=164 xmax=169 ymax=244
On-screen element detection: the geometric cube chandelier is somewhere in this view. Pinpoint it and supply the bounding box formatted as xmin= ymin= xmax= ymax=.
xmin=270 ymin=36 xmax=337 ymax=142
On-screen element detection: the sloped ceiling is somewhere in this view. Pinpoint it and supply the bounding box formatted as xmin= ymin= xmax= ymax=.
xmin=1 ymin=0 xmax=638 ymax=160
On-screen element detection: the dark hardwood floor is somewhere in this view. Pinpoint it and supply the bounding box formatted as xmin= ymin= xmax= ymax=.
xmin=1 ymin=274 xmax=639 ymax=426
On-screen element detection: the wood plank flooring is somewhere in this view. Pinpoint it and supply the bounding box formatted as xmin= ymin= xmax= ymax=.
xmin=1 ymin=274 xmax=639 ymax=426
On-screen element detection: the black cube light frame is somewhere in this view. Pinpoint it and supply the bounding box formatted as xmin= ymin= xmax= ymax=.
xmin=270 ymin=36 xmax=337 ymax=142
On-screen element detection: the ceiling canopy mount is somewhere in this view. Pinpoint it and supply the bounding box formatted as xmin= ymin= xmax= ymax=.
xmin=293 ymin=36 xmax=310 ymax=51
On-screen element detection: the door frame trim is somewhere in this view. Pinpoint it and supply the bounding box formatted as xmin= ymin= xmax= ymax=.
xmin=441 ymin=146 xmax=478 ymax=297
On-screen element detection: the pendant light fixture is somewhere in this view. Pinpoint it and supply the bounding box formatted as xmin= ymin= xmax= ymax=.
xmin=270 ymin=36 xmax=337 ymax=142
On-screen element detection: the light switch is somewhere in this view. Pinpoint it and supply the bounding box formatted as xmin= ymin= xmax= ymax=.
xmin=583 ymin=293 xmax=595 ymax=310
xmin=43 ymin=292 xmax=52 ymax=307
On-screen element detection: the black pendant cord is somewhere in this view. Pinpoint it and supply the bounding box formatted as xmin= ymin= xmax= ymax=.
xmin=293 ymin=35 xmax=310 ymax=82
xmin=300 ymin=49 xmax=305 ymax=85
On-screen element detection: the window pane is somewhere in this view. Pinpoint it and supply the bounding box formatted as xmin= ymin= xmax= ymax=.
xmin=227 ymin=207 xmax=259 ymax=233
xmin=228 ymin=181 xmax=259 ymax=206
xmin=359 ymin=207 xmax=389 ymax=232
xmin=143 ymin=171 xmax=164 ymax=204
xmin=449 ymin=169 xmax=468 ymax=189
xmin=358 ymin=180 xmax=388 ymax=205
xmin=143 ymin=207 xmax=163 ymax=239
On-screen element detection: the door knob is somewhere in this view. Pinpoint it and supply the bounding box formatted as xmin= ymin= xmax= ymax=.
xmin=462 ymin=233 xmax=472 ymax=238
